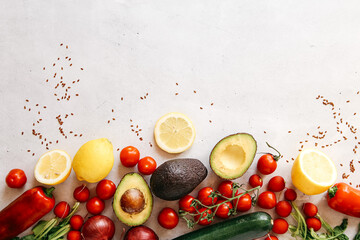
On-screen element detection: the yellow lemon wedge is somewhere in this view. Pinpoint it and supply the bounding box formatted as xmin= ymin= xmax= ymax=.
xmin=291 ymin=149 xmax=337 ymax=195
xmin=34 ymin=150 xmax=72 ymax=185
xmin=154 ymin=112 xmax=196 ymax=154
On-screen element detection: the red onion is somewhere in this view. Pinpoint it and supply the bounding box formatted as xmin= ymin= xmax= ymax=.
xmin=82 ymin=215 xmax=115 ymax=240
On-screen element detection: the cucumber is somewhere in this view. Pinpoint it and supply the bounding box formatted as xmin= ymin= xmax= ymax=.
xmin=173 ymin=212 xmax=273 ymax=240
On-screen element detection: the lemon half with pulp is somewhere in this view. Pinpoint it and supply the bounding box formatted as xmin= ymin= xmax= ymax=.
xmin=291 ymin=149 xmax=337 ymax=195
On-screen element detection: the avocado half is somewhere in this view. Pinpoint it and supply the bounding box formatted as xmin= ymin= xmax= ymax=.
xmin=210 ymin=133 xmax=257 ymax=180
xmin=113 ymin=172 xmax=153 ymax=226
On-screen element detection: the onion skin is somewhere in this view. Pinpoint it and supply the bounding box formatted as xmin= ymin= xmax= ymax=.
xmin=82 ymin=215 xmax=115 ymax=240
xmin=124 ymin=226 xmax=159 ymax=240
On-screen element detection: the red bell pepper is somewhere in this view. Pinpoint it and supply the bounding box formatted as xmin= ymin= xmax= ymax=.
xmin=0 ymin=186 xmax=55 ymax=240
xmin=327 ymin=182 xmax=360 ymax=218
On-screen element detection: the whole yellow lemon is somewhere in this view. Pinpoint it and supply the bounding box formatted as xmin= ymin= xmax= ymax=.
xmin=72 ymin=138 xmax=114 ymax=183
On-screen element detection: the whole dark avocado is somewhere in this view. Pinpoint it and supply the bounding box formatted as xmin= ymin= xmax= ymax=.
xmin=150 ymin=158 xmax=207 ymax=201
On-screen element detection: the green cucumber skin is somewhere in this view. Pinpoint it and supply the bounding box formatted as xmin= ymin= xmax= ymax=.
xmin=173 ymin=212 xmax=273 ymax=240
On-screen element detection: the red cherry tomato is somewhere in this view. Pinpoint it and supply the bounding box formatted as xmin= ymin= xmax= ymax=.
xmin=179 ymin=195 xmax=196 ymax=213
xmin=69 ymin=215 xmax=84 ymax=230
xmin=303 ymin=202 xmax=318 ymax=217
xmin=265 ymin=236 xmax=279 ymax=240
xmin=138 ymin=156 xmax=157 ymax=175
xmin=268 ymin=176 xmax=285 ymax=192
xmin=197 ymin=187 xmax=218 ymax=206
xmin=275 ymin=201 xmax=292 ymax=217
xmin=306 ymin=217 xmax=321 ymax=231
xmin=96 ymin=179 xmax=116 ymax=200
xmin=272 ymin=218 xmax=289 ymax=234
xmin=158 ymin=207 xmax=179 ymax=229
xmin=86 ymin=197 xmax=105 ymax=215
xmin=257 ymin=143 xmax=281 ymax=175
xmin=215 ymin=200 xmax=233 ymax=219
xmin=54 ymin=201 xmax=70 ymax=219
xmin=73 ymin=185 xmax=90 ymax=202
xmin=194 ymin=208 xmax=213 ymax=226
xmin=284 ymin=188 xmax=297 ymax=201
xmin=257 ymin=191 xmax=277 ymax=209
xmin=120 ymin=146 xmax=140 ymax=167
xmin=217 ymin=180 xmax=234 ymax=198
xmin=249 ymin=174 xmax=263 ymax=188
xmin=67 ymin=230 xmax=81 ymax=240
xmin=257 ymin=154 xmax=277 ymax=175
xmin=5 ymin=169 xmax=27 ymax=188
xmin=233 ymin=192 xmax=252 ymax=212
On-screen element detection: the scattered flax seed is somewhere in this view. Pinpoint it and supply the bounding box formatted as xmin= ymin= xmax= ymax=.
xmin=60 ymin=43 xmax=63 ymax=46
xmin=175 ymin=93 xmax=179 ymax=95
xmin=209 ymin=120 xmax=212 ymax=123
xmin=264 ymin=131 xmax=266 ymax=134
xmin=53 ymin=63 xmax=55 ymax=66
xmin=27 ymin=150 xmax=30 ymax=152
xmin=211 ymin=103 xmax=214 ymax=106
xmin=112 ymin=109 xmax=114 ymax=112
xmin=70 ymin=64 xmax=72 ymax=66
xmin=66 ymin=45 xmax=68 ymax=49
xmin=149 ymin=142 xmax=153 ymax=147
xmin=32 ymin=153 xmax=35 ymax=156
xmin=21 ymin=132 xmax=24 ymax=135
xmin=176 ymin=83 xmax=178 ymax=86
xmin=112 ymin=118 xmax=115 ymax=121
xmin=200 ymin=107 xmax=203 ymax=110
xmin=350 ymin=160 xmax=355 ymax=173
xmin=194 ymin=90 xmax=197 ymax=93
xmin=288 ymin=131 xmax=291 ymax=133
xmin=80 ymin=134 xmax=83 ymax=137
xmin=346 ymin=100 xmax=350 ymax=103
xmin=340 ymin=164 xmax=343 ymax=167
xmin=342 ymin=173 xmax=350 ymax=179
xmin=139 ymin=137 xmax=143 ymax=141
xmin=107 ymin=120 xmax=110 ymax=124
xmin=75 ymin=94 xmax=79 ymax=96
xmin=117 ymin=148 xmax=120 ymax=151
xmin=43 ymin=67 xmax=45 ymax=70
xmin=80 ymin=68 xmax=83 ymax=70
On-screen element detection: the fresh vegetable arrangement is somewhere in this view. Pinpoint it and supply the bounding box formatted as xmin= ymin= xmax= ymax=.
xmin=1 ymin=112 xmax=360 ymax=240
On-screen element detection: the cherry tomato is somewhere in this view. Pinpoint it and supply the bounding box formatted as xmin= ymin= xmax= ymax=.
xmin=86 ymin=197 xmax=105 ymax=215
xmin=69 ymin=215 xmax=84 ymax=230
xmin=303 ymin=202 xmax=318 ymax=217
xmin=197 ymin=187 xmax=218 ymax=206
xmin=249 ymin=174 xmax=263 ymax=188
xmin=217 ymin=180 xmax=234 ymax=198
xmin=54 ymin=201 xmax=70 ymax=218
xmin=268 ymin=176 xmax=285 ymax=192
xmin=120 ymin=146 xmax=140 ymax=167
xmin=284 ymin=188 xmax=297 ymax=201
xmin=158 ymin=207 xmax=179 ymax=229
xmin=306 ymin=217 xmax=321 ymax=231
xmin=257 ymin=191 xmax=277 ymax=209
xmin=275 ymin=201 xmax=292 ymax=217
xmin=265 ymin=236 xmax=279 ymax=240
xmin=179 ymin=195 xmax=196 ymax=213
xmin=215 ymin=200 xmax=233 ymax=219
xmin=194 ymin=208 xmax=213 ymax=226
xmin=73 ymin=185 xmax=90 ymax=202
xmin=272 ymin=218 xmax=289 ymax=234
xmin=257 ymin=154 xmax=277 ymax=175
xmin=67 ymin=230 xmax=81 ymax=240
xmin=96 ymin=179 xmax=116 ymax=200
xmin=233 ymin=192 xmax=252 ymax=212
xmin=5 ymin=169 xmax=27 ymax=188
xmin=138 ymin=156 xmax=157 ymax=175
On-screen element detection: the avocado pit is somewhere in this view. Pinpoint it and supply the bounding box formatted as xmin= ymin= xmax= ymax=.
xmin=120 ymin=188 xmax=145 ymax=214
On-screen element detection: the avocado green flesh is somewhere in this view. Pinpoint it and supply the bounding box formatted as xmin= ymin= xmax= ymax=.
xmin=173 ymin=212 xmax=272 ymax=240
xmin=210 ymin=133 xmax=257 ymax=179
xmin=113 ymin=172 xmax=153 ymax=226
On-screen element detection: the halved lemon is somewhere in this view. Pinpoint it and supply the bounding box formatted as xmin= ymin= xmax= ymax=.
xmin=291 ymin=149 xmax=337 ymax=195
xmin=34 ymin=150 xmax=72 ymax=185
xmin=154 ymin=112 xmax=196 ymax=154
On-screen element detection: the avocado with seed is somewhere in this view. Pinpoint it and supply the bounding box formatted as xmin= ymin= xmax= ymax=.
xmin=113 ymin=172 xmax=153 ymax=226
xmin=150 ymin=158 xmax=207 ymax=201
xmin=210 ymin=133 xmax=257 ymax=179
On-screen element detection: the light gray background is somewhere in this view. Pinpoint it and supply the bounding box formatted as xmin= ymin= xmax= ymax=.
xmin=1 ymin=0 xmax=359 ymax=239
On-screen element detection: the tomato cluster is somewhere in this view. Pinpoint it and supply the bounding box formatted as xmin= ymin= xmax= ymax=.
xmin=176 ymin=180 xmax=256 ymax=228
xmin=120 ymin=146 xmax=157 ymax=175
